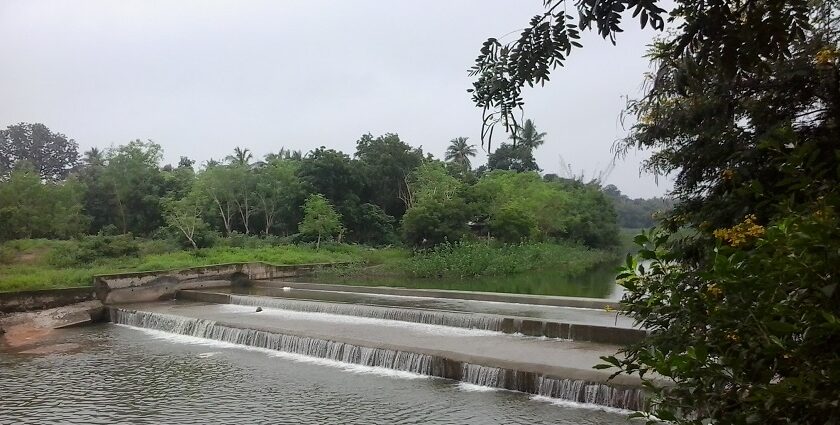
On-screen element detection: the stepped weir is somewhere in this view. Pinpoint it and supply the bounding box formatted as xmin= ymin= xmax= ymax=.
xmin=89 ymin=264 xmax=649 ymax=412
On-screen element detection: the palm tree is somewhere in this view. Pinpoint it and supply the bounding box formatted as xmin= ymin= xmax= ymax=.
xmin=444 ymin=137 xmax=477 ymax=169
xmin=226 ymin=146 xmax=253 ymax=167
xmin=83 ymin=147 xmax=105 ymax=167
xmin=511 ymin=119 xmax=547 ymax=150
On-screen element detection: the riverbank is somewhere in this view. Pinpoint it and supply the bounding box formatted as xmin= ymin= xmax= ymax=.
xmin=0 ymin=238 xmax=619 ymax=295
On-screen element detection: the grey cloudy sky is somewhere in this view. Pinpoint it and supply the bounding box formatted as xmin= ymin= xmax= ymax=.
xmin=0 ymin=0 xmax=672 ymax=198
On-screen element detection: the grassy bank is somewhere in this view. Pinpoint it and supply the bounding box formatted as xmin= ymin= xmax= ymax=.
xmin=0 ymin=237 xmax=617 ymax=294
xmin=0 ymin=238 xmax=365 ymax=292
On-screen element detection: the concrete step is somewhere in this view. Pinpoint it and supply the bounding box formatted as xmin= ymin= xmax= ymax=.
xmin=178 ymin=289 xmax=646 ymax=345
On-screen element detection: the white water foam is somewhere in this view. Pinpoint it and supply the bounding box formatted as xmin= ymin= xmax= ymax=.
xmin=530 ymin=395 xmax=634 ymax=415
xmin=456 ymin=382 xmax=499 ymax=393
xmin=120 ymin=324 xmax=429 ymax=380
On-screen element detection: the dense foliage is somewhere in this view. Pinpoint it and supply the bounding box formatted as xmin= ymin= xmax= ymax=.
xmin=602 ymin=184 xmax=673 ymax=228
xmin=474 ymin=0 xmax=840 ymax=422
xmin=0 ymin=123 xmax=627 ymax=253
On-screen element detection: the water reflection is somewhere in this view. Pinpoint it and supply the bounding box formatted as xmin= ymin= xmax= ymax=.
xmin=299 ymin=262 xmax=624 ymax=299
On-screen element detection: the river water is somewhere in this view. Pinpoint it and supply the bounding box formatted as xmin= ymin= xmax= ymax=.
xmin=0 ymin=324 xmax=630 ymax=424
xmin=298 ymin=262 xmax=626 ymax=299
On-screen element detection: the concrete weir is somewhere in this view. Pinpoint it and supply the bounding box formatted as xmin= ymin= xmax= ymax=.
xmin=178 ymin=289 xmax=646 ymax=345
xmin=110 ymin=304 xmax=646 ymax=410
xmin=92 ymin=262 xmax=344 ymax=304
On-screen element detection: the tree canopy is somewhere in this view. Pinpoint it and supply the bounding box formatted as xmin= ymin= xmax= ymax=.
xmin=473 ymin=0 xmax=840 ymax=422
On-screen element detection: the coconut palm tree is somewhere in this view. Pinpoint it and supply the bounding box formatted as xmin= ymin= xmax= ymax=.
xmin=511 ymin=119 xmax=547 ymax=150
xmin=226 ymin=146 xmax=253 ymax=167
xmin=444 ymin=137 xmax=477 ymax=169
xmin=83 ymin=147 xmax=105 ymax=167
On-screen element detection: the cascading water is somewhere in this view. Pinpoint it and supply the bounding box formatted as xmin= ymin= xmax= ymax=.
xmin=461 ymin=364 xmax=645 ymax=411
xmin=229 ymin=294 xmax=504 ymax=331
xmin=111 ymin=308 xmax=435 ymax=374
xmin=110 ymin=307 xmax=644 ymax=411
xmin=536 ymin=376 xmax=644 ymax=411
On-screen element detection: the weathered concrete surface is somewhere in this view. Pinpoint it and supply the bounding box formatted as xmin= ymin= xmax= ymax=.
xmin=94 ymin=262 xmax=344 ymax=304
xmin=0 ymin=287 xmax=94 ymax=313
xmin=178 ymin=289 xmax=646 ymax=345
xmin=116 ymin=300 xmax=641 ymax=388
xmin=261 ymin=280 xmax=622 ymax=310
xmin=0 ymin=300 xmax=104 ymax=353
xmin=222 ymin=285 xmax=636 ymax=327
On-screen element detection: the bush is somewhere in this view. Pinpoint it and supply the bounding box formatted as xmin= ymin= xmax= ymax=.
xmin=490 ymin=204 xmax=537 ymax=243
xmin=402 ymin=197 xmax=470 ymax=247
xmin=48 ymin=234 xmax=141 ymax=267
xmin=609 ymin=210 xmax=840 ymax=423
xmin=404 ymin=241 xmax=606 ymax=278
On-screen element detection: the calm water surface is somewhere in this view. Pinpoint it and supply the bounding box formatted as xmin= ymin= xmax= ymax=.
xmin=0 ymin=324 xmax=630 ymax=424
xmin=300 ymin=262 xmax=625 ymax=299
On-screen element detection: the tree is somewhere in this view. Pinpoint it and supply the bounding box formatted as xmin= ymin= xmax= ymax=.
xmin=101 ymin=140 xmax=166 ymax=235
xmin=401 ymin=162 xmax=470 ymax=247
xmin=162 ymin=193 xmax=206 ymax=249
xmin=486 ymin=143 xmax=540 ymax=172
xmin=299 ymin=194 xmax=343 ymax=249
xmin=254 ymin=159 xmax=303 ymax=235
xmin=401 ymin=196 xmax=471 ymax=247
xmin=511 ymin=119 xmax=546 ymax=150
xmin=0 ymin=167 xmax=87 ymax=240
xmin=0 ymin=123 xmax=79 ymax=181
xmin=226 ymin=146 xmax=253 ymax=167
xmin=196 ymin=164 xmax=237 ymax=236
xmin=298 ymin=147 xmax=363 ymax=207
xmin=473 ymin=0 xmax=840 ymax=422
xmin=444 ymin=137 xmax=477 ymax=169
xmin=355 ymin=133 xmax=424 ymax=219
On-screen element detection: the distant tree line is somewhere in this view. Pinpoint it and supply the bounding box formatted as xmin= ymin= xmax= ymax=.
xmin=602 ymin=184 xmax=673 ymax=228
xmin=0 ymin=121 xmax=625 ymax=249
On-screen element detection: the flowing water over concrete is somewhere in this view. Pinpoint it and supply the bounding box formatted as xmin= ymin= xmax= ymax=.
xmin=229 ymin=294 xmax=506 ymax=331
xmin=0 ymin=324 xmax=631 ymax=424
xmin=226 ymin=285 xmax=636 ymax=328
xmin=103 ymin=303 xmax=644 ymax=409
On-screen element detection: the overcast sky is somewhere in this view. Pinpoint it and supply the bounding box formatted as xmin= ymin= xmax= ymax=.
xmin=0 ymin=1 xmax=673 ymax=198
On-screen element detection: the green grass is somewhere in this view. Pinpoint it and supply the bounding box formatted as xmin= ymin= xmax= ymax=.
xmin=0 ymin=239 xmax=368 ymax=292
xmin=0 ymin=237 xmax=618 ymax=295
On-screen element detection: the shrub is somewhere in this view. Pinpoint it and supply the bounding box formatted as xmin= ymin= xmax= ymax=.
xmin=48 ymin=234 xmax=141 ymax=267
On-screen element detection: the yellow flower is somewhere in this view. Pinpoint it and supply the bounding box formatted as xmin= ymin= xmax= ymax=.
xmin=816 ymin=48 xmax=839 ymax=66
xmin=713 ymin=214 xmax=765 ymax=247
xmin=706 ymin=283 xmax=723 ymax=298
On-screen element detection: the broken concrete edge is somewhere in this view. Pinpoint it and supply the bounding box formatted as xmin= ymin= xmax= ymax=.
xmin=104 ymin=304 xmax=648 ymax=409
xmin=176 ymin=289 xmax=647 ymax=345
xmin=92 ymin=261 xmax=353 ymax=304
xmin=0 ymin=287 xmax=95 ymax=314
xmin=258 ymin=280 xmax=623 ymax=310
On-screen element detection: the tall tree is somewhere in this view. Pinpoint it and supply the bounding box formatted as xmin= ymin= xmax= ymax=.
xmin=196 ymin=164 xmax=237 ymax=236
xmin=511 ymin=119 xmax=546 ymax=150
xmin=226 ymin=146 xmax=253 ymax=167
xmin=444 ymin=137 xmax=477 ymax=169
xmin=162 ymin=193 xmax=206 ymax=249
xmin=486 ymin=143 xmax=540 ymax=172
xmin=0 ymin=123 xmax=79 ymax=181
xmin=0 ymin=167 xmax=87 ymax=240
xmin=101 ymin=140 xmax=166 ymax=235
xmin=355 ymin=133 xmax=424 ymax=219
xmin=254 ymin=159 xmax=302 ymax=235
